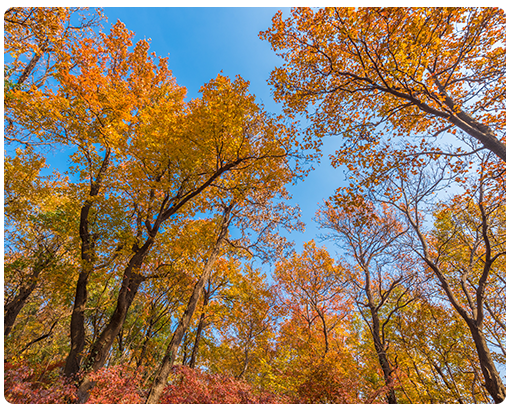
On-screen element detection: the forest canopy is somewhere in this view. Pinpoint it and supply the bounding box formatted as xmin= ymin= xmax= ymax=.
xmin=3 ymin=7 xmax=506 ymax=404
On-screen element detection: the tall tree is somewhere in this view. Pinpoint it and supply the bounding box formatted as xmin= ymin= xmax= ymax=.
xmin=317 ymin=199 xmax=418 ymax=403
xmin=4 ymin=148 xmax=77 ymax=338
xmin=274 ymin=241 xmax=348 ymax=358
xmin=74 ymin=72 xmax=299 ymax=402
xmin=145 ymin=205 xmax=233 ymax=403
xmin=369 ymin=155 xmax=506 ymax=403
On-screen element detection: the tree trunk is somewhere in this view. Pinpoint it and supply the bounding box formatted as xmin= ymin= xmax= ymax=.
xmin=145 ymin=206 xmax=231 ymax=404
xmin=136 ymin=320 xmax=155 ymax=369
xmin=65 ymin=149 xmax=111 ymax=378
xmin=188 ymin=290 xmax=210 ymax=369
xmin=467 ymin=320 xmax=506 ymax=403
xmin=364 ymin=265 xmax=397 ymax=405
xmin=4 ymin=269 xmax=42 ymax=337
xmin=317 ymin=309 xmax=329 ymax=356
xmin=77 ymin=267 xmax=145 ymax=402
xmin=370 ymin=311 xmax=397 ymax=404
xmin=16 ymin=45 xmax=45 ymax=86
xmin=64 ymin=264 xmax=93 ymax=377
xmin=237 ymin=347 xmax=251 ymax=380
xmin=4 ymin=256 xmax=48 ymax=337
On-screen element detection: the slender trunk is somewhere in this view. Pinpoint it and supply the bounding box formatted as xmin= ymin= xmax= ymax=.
xmin=145 ymin=253 xmax=219 ymax=403
xmin=181 ymin=334 xmax=191 ymax=365
xmin=4 ymin=256 xmax=48 ymax=336
xmin=77 ymin=267 xmax=145 ymax=402
xmin=363 ymin=263 xmax=397 ymax=404
xmin=136 ymin=321 xmax=154 ymax=369
xmin=145 ymin=207 xmax=231 ymax=404
xmin=16 ymin=44 xmax=46 ymax=86
xmin=369 ymin=309 xmax=397 ymax=404
xmin=189 ymin=290 xmax=210 ymax=369
xmin=467 ymin=320 xmax=506 ymax=403
xmin=237 ymin=346 xmax=251 ymax=379
xmin=317 ymin=309 xmax=329 ymax=356
xmin=65 ymin=149 xmax=111 ymax=378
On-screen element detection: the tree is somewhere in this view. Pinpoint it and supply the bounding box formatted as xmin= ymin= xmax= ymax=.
xmin=274 ymin=241 xmax=348 ymax=358
xmin=69 ymin=70 xmax=299 ymax=402
xmin=145 ymin=205 xmax=233 ymax=403
xmin=271 ymin=242 xmax=369 ymax=403
xmin=261 ymin=7 xmax=506 ymax=162
xmin=4 ymin=7 xmax=103 ymax=146
xmin=391 ymin=297 xmax=489 ymax=403
xmin=317 ymin=198 xmax=418 ymax=403
xmin=6 ymin=10 xmax=301 ymax=401
xmin=370 ymin=154 xmax=506 ymax=403
xmin=145 ymin=103 xmax=302 ymax=403
xmin=208 ymin=264 xmax=278 ymax=383
xmin=4 ymin=148 xmax=78 ymax=338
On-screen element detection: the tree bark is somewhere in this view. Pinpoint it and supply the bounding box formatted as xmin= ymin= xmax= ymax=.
xmin=362 ymin=263 xmax=397 ymax=404
xmin=16 ymin=44 xmax=46 ymax=86
xmin=4 ymin=254 xmax=50 ymax=337
xmin=369 ymin=307 xmax=397 ymax=404
xmin=467 ymin=320 xmax=506 ymax=403
xmin=145 ymin=206 xmax=232 ymax=404
xmin=188 ymin=290 xmax=210 ymax=369
xmin=405 ymin=186 xmax=505 ymax=404
xmin=65 ymin=148 xmax=111 ymax=378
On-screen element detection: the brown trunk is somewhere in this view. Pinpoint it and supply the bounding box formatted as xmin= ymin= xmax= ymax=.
xmin=145 ymin=206 xmax=231 ymax=404
xmin=16 ymin=44 xmax=45 ymax=86
xmin=64 ymin=263 xmax=92 ymax=377
xmin=75 ymin=227 xmax=156 ymax=402
xmin=4 ymin=285 xmax=36 ymax=336
xmin=65 ymin=149 xmax=111 ymax=378
xmin=136 ymin=320 xmax=155 ymax=369
xmin=4 ymin=255 xmax=48 ymax=337
xmin=363 ymin=262 xmax=397 ymax=404
xmin=317 ymin=309 xmax=329 ymax=356
xmin=188 ymin=290 xmax=210 ymax=369
xmin=369 ymin=309 xmax=397 ymax=404
xmin=76 ymin=267 xmax=144 ymax=402
xmin=237 ymin=346 xmax=251 ymax=380
xmin=467 ymin=320 xmax=506 ymax=403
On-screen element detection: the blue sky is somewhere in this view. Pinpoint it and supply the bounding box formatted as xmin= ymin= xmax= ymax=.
xmin=99 ymin=7 xmax=347 ymax=257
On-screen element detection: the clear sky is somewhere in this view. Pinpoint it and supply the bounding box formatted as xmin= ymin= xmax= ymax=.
xmin=100 ymin=7 xmax=347 ymax=257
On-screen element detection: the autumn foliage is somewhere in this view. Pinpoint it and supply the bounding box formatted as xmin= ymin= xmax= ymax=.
xmin=4 ymin=7 xmax=505 ymax=404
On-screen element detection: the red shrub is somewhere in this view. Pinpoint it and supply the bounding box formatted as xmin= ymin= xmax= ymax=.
xmin=87 ymin=364 xmax=144 ymax=404
xmin=4 ymin=361 xmax=77 ymax=404
xmin=160 ymin=365 xmax=286 ymax=404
